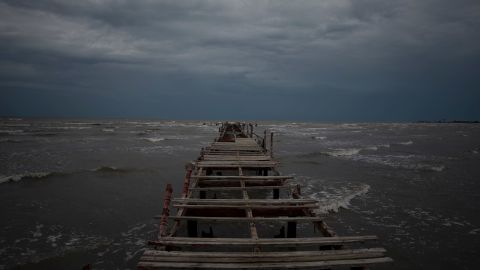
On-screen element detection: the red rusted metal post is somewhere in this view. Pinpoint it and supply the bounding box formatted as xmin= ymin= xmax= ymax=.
xmin=158 ymin=184 xmax=173 ymax=239
xmin=182 ymin=163 xmax=194 ymax=198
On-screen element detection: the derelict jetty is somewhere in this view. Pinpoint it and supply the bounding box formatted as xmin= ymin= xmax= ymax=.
xmin=137 ymin=122 xmax=392 ymax=269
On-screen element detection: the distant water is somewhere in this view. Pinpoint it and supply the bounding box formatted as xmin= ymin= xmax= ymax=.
xmin=1 ymin=118 xmax=479 ymax=269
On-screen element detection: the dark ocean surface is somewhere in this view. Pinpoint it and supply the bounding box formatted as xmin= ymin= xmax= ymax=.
xmin=1 ymin=118 xmax=479 ymax=269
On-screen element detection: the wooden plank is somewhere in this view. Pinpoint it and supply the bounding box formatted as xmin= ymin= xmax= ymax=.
xmin=197 ymin=180 xmax=284 ymax=188
xmin=172 ymin=199 xmax=318 ymax=205
xmin=142 ymin=248 xmax=386 ymax=258
xmin=202 ymin=155 xmax=272 ymax=161
xmin=191 ymin=176 xmax=293 ymax=180
xmin=173 ymin=204 xmax=318 ymax=209
xmin=140 ymin=248 xmax=386 ymax=263
xmin=197 ymin=161 xmax=277 ymax=166
xmin=137 ymin=257 xmax=393 ymax=269
xmin=189 ymin=185 xmax=292 ymax=191
xmin=208 ymin=146 xmax=263 ymax=150
xmin=204 ymin=151 xmax=266 ymax=156
xmin=161 ymin=216 xmax=324 ymax=222
xmin=149 ymin=235 xmax=378 ymax=246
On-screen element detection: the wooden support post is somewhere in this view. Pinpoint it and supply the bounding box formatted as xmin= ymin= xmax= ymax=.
xmin=263 ymin=130 xmax=267 ymax=149
xmin=273 ymin=188 xmax=279 ymax=199
xmin=158 ymin=184 xmax=173 ymax=239
xmin=287 ymin=221 xmax=297 ymax=238
xmin=187 ymin=220 xmax=198 ymax=237
xmin=270 ymin=132 xmax=274 ymax=158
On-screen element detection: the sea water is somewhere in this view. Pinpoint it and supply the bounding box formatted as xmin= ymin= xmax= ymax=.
xmin=0 ymin=119 xmax=479 ymax=269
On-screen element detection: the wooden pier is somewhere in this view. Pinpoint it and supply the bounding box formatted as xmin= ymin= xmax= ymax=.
xmin=138 ymin=122 xmax=392 ymax=269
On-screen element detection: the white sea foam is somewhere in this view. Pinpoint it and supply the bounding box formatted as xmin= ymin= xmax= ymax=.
xmin=349 ymin=154 xmax=446 ymax=172
xmin=102 ymin=128 xmax=115 ymax=132
xmin=0 ymin=129 xmax=24 ymax=134
xmin=46 ymin=126 xmax=91 ymax=130
xmin=0 ymin=172 xmax=54 ymax=184
xmin=32 ymin=224 xmax=43 ymax=238
xmin=314 ymin=184 xmax=371 ymax=214
xmin=144 ymin=137 xmax=166 ymax=142
xmin=324 ymin=148 xmax=362 ymax=157
xmin=469 ymin=228 xmax=480 ymax=235
xmin=321 ymin=143 xmax=390 ymax=158
xmin=398 ymin=140 xmax=413 ymax=145
xmin=293 ymin=176 xmax=371 ymax=214
xmin=313 ymin=136 xmax=327 ymax=140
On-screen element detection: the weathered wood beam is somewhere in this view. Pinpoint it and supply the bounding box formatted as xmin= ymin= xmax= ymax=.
xmin=137 ymin=257 xmax=393 ymax=269
xmin=148 ymin=235 xmax=378 ymax=246
xmin=172 ymin=204 xmax=318 ymax=209
xmin=191 ymin=175 xmax=293 ymax=180
xmin=172 ymin=199 xmax=318 ymax=205
xmin=158 ymin=216 xmax=324 ymax=222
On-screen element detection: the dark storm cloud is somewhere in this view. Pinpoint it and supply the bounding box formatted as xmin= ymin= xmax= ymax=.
xmin=1 ymin=0 xmax=479 ymax=120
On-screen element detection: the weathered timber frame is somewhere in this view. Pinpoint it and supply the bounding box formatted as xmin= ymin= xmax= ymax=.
xmin=138 ymin=122 xmax=392 ymax=269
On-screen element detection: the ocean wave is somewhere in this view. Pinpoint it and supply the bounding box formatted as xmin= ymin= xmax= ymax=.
xmin=0 ymin=172 xmax=60 ymax=184
xmin=144 ymin=137 xmax=166 ymax=143
xmin=143 ymin=136 xmax=189 ymax=143
xmin=92 ymin=166 xmax=131 ymax=173
xmin=0 ymin=138 xmax=24 ymax=143
xmin=350 ymin=154 xmax=445 ymax=172
xmin=312 ymin=136 xmax=327 ymax=140
xmin=397 ymin=141 xmax=413 ymax=145
xmin=314 ymin=184 xmax=371 ymax=214
xmin=0 ymin=129 xmax=24 ymax=134
xmin=43 ymin=126 xmax=92 ymax=130
xmin=292 ymin=176 xmax=371 ymax=214
xmin=324 ymin=148 xmax=363 ymax=157
xmin=102 ymin=128 xmax=115 ymax=132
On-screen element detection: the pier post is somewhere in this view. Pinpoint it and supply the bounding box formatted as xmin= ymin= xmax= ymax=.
xmin=270 ymin=132 xmax=274 ymax=158
xmin=182 ymin=163 xmax=193 ymax=198
xmin=158 ymin=184 xmax=173 ymax=238
xmin=263 ymin=130 xmax=267 ymax=149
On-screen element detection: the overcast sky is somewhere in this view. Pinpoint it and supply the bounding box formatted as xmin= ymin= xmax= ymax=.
xmin=1 ymin=0 xmax=479 ymax=121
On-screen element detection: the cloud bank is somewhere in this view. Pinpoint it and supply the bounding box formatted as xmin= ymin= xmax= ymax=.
xmin=1 ymin=0 xmax=479 ymax=120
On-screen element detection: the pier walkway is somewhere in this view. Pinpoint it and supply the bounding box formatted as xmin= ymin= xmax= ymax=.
xmin=138 ymin=122 xmax=392 ymax=269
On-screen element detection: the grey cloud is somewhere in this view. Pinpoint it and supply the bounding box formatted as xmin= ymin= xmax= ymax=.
xmin=1 ymin=0 xmax=479 ymax=120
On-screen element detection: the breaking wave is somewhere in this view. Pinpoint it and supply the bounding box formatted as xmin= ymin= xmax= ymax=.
xmin=293 ymin=176 xmax=371 ymax=214
xmin=143 ymin=136 xmax=189 ymax=143
xmin=0 ymin=129 xmax=24 ymax=135
xmin=350 ymin=154 xmax=446 ymax=172
xmin=324 ymin=148 xmax=362 ymax=157
xmin=397 ymin=141 xmax=413 ymax=145
xmin=144 ymin=137 xmax=166 ymax=142
xmin=0 ymin=172 xmax=62 ymax=184
xmin=91 ymin=166 xmax=132 ymax=173
xmin=313 ymin=184 xmax=371 ymax=214
xmin=321 ymin=145 xmax=384 ymax=157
